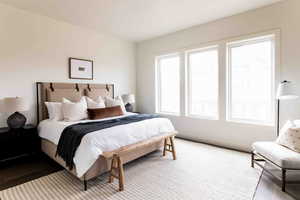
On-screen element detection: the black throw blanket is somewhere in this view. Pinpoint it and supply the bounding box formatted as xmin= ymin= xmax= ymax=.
xmin=56 ymin=114 xmax=160 ymax=170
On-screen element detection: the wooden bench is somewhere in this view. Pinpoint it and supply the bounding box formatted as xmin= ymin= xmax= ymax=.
xmin=102 ymin=133 xmax=177 ymax=191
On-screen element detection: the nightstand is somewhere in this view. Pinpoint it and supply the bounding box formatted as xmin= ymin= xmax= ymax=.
xmin=0 ymin=124 xmax=40 ymax=164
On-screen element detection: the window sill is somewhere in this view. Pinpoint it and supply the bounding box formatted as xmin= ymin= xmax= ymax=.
xmin=185 ymin=115 xmax=219 ymax=121
xmin=226 ymin=119 xmax=275 ymax=127
xmin=155 ymin=113 xmax=219 ymax=121
xmin=156 ymin=112 xmax=180 ymax=117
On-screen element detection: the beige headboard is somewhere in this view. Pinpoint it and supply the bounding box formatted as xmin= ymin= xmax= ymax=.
xmin=36 ymin=82 xmax=114 ymax=123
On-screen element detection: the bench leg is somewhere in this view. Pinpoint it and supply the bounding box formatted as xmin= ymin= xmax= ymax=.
xmin=118 ymin=156 xmax=125 ymax=191
xmin=170 ymin=137 xmax=177 ymax=160
xmin=163 ymin=137 xmax=176 ymax=160
xmin=163 ymin=138 xmax=167 ymax=157
xmin=108 ymin=154 xmax=125 ymax=191
xmin=109 ymin=155 xmax=117 ymax=184
xmin=282 ymin=169 xmax=286 ymax=192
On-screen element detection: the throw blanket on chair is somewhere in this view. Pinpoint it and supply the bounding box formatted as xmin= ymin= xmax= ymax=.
xmin=56 ymin=114 xmax=160 ymax=170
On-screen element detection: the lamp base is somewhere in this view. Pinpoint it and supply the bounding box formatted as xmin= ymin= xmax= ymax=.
xmin=7 ymin=112 xmax=26 ymax=130
xmin=125 ymin=103 xmax=133 ymax=112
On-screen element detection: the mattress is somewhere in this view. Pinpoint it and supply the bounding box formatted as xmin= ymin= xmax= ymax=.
xmin=38 ymin=113 xmax=175 ymax=177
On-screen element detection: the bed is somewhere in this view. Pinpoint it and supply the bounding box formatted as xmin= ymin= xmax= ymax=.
xmin=36 ymin=82 xmax=177 ymax=191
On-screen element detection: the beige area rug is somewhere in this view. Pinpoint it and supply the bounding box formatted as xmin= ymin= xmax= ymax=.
xmin=0 ymin=139 xmax=261 ymax=200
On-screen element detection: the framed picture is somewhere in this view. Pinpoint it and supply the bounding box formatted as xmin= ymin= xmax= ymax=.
xmin=69 ymin=58 xmax=93 ymax=80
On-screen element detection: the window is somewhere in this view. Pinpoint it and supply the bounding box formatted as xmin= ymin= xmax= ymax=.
xmin=186 ymin=47 xmax=219 ymax=119
xmin=227 ymin=35 xmax=275 ymax=125
xmin=156 ymin=54 xmax=180 ymax=115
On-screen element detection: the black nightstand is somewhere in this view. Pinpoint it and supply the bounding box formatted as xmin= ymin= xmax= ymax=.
xmin=0 ymin=124 xmax=40 ymax=164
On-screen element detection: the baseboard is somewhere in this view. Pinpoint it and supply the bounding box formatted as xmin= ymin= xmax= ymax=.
xmin=176 ymin=135 xmax=251 ymax=153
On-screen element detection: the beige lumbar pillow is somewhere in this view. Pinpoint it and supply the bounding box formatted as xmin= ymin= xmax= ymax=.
xmin=62 ymin=97 xmax=88 ymax=121
xmin=85 ymin=96 xmax=105 ymax=109
xmin=276 ymin=120 xmax=300 ymax=153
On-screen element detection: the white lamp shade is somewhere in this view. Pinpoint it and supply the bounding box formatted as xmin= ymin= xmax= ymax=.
xmin=122 ymin=94 xmax=135 ymax=104
xmin=3 ymin=97 xmax=29 ymax=113
xmin=276 ymin=81 xmax=299 ymax=100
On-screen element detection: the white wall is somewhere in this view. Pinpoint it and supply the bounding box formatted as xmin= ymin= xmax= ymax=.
xmin=0 ymin=3 xmax=136 ymax=127
xmin=137 ymin=0 xmax=300 ymax=151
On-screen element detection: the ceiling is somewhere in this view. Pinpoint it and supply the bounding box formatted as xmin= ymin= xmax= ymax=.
xmin=0 ymin=0 xmax=283 ymax=42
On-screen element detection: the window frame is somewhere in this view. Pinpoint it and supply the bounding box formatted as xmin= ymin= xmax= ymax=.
xmin=155 ymin=53 xmax=181 ymax=116
xmin=226 ymin=34 xmax=276 ymax=126
xmin=185 ymin=45 xmax=219 ymax=120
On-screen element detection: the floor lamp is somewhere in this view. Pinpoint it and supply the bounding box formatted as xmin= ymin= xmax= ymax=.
xmin=276 ymin=80 xmax=299 ymax=136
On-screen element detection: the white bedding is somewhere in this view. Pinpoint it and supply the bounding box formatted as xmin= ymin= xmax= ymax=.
xmin=38 ymin=113 xmax=175 ymax=177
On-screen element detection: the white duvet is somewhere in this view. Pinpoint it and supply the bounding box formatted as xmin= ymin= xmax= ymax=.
xmin=38 ymin=113 xmax=175 ymax=177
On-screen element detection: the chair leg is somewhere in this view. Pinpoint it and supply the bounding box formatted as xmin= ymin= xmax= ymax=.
xmin=251 ymin=151 xmax=254 ymax=168
xmin=282 ymin=169 xmax=286 ymax=192
xmin=83 ymin=180 xmax=87 ymax=191
xmin=108 ymin=154 xmax=125 ymax=191
xmin=163 ymin=137 xmax=176 ymax=160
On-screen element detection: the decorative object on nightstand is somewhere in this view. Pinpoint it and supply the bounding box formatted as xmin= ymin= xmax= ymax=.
xmin=122 ymin=94 xmax=135 ymax=112
xmin=0 ymin=124 xmax=40 ymax=164
xmin=3 ymin=97 xmax=29 ymax=129
xmin=276 ymin=80 xmax=298 ymax=136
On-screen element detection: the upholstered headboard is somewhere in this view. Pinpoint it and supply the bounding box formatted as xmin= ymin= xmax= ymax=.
xmin=36 ymin=82 xmax=114 ymax=123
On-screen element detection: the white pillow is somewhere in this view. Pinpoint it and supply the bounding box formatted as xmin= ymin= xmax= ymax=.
xmin=85 ymin=96 xmax=105 ymax=109
xmin=62 ymin=97 xmax=88 ymax=121
xmin=276 ymin=120 xmax=300 ymax=153
xmin=45 ymin=102 xmax=63 ymax=121
xmin=105 ymin=96 xmax=126 ymax=114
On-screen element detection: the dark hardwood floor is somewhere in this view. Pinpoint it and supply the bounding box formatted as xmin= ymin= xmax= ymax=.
xmin=0 ymin=154 xmax=62 ymax=191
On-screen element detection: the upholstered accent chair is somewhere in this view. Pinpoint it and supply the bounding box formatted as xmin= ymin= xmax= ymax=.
xmin=252 ymin=141 xmax=300 ymax=192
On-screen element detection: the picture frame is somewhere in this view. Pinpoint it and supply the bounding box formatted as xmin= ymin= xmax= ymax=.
xmin=69 ymin=57 xmax=93 ymax=80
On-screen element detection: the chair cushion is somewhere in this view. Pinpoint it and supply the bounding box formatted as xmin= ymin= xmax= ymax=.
xmin=252 ymin=142 xmax=300 ymax=169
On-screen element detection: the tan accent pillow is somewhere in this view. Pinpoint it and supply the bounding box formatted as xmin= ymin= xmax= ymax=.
xmin=87 ymin=106 xmax=124 ymax=120
xmin=276 ymin=120 xmax=300 ymax=153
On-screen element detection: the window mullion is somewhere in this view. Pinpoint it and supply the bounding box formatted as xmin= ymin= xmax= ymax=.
xmin=180 ymin=52 xmax=186 ymax=117
xmin=219 ymin=43 xmax=226 ymax=121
